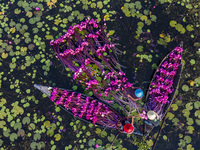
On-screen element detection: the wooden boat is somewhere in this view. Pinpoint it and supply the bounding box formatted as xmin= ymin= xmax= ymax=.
xmin=143 ymin=44 xmax=183 ymax=136
xmin=34 ymin=84 xmax=144 ymax=136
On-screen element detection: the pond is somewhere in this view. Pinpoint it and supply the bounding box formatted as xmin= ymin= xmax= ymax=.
xmin=0 ymin=0 xmax=200 ymax=150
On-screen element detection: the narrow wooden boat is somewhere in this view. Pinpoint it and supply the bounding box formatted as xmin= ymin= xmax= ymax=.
xmin=143 ymin=45 xmax=183 ymax=136
xmin=34 ymin=84 xmax=144 ymax=136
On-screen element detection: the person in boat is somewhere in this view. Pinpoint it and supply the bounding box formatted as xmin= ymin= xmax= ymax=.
xmin=117 ymin=116 xmax=136 ymax=134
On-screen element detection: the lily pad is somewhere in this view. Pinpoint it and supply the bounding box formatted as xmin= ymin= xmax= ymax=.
xmin=54 ymin=133 xmax=61 ymax=141
xmin=163 ymin=135 xmax=167 ymax=140
xmin=101 ymin=130 xmax=107 ymax=138
xmin=37 ymin=141 xmax=45 ymax=149
xmin=194 ymin=77 xmax=200 ymax=84
xmin=17 ymin=129 xmax=25 ymax=137
xmin=10 ymin=133 xmax=18 ymax=142
xmin=186 ymin=118 xmax=194 ymax=125
xmin=197 ymin=91 xmax=200 ymax=98
xmin=182 ymin=85 xmax=189 ymax=92
xmin=96 ymin=139 xmax=102 ymax=145
xmin=33 ymin=133 xmax=41 ymax=141
xmin=187 ymin=126 xmax=194 ymax=134
xmin=178 ymin=139 xmax=186 ymax=147
xmin=95 ymin=128 xmax=101 ymax=134
xmin=0 ymin=98 xmax=6 ymax=106
xmin=182 ymin=109 xmax=190 ymax=117
xmin=171 ymin=104 xmax=178 ymax=111
xmin=195 ymin=119 xmax=200 ymax=125
xmin=22 ymin=116 xmax=31 ymax=125
xmin=186 ymin=102 xmax=193 ymax=110
xmin=88 ymin=139 xmax=95 ymax=147
xmin=194 ymin=110 xmax=200 ymax=118
xmin=107 ymin=133 xmax=115 ymax=142
xmin=167 ymin=112 xmax=174 ymax=120
xmin=14 ymin=122 xmax=22 ymax=130
xmin=47 ymin=128 xmax=54 ymax=137
xmin=28 ymin=123 xmax=36 ymax=130
xmin=184 ymin=135 xmax=191 ymax=143
xmin=194 ymin=101 xmax=200 ymax=109
xmin=3 ymin=128 xmax=11 ymax=137
xmin=169 ymin=20 xmax=177 ymax=27
xmin=146 ymin=139 xmax=153 ymax=147
xmin=0 ymin=139 xmax=3 ymax=147
xmin=137 ymin=45 xmax=143 ymax=52
xmin=30 ymin=142 xmax=37 ymax=149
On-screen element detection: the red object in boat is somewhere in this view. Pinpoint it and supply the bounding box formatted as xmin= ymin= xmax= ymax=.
xmin=123 ymin=123 xmax=134 ymax=133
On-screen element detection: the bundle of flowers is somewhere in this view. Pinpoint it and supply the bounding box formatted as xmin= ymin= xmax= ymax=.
xmin=50 ymin=18 xmax=143 ymax=113
xmin=50 ymin=87 xmax=122 ymax=128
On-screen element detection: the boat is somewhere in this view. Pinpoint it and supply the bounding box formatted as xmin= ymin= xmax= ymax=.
xmin=143 ymin=44 xmax=183 ymax=136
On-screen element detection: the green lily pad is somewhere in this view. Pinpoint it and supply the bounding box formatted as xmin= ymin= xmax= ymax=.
xmin=44 ymin=121 xmax=51 ymax=128
xmin=182 ymin=109 xmax=190 ymax=117
xmin=14 ymin=8 xmax=21 ymax=14
xmin=101 ymin=130 xmax=107 ymax=138
xmin=169 ymin=20 xmax=177 ymax=27
xmin=163 ymin=135 xmax=167 ymax=140
xmin=10 ymin=133 xmax=18 ymax=142
xmin=47 ymin=128 xmax=54 ymax=137
xmin=194 ymin=110 xmax=200 ymax=118
xmin=182 ymin=85 xmax=189 ymax=92
xmin=171 ymin=104 xmax=178 ymax=111
xmin=88 ymin=139 xmax=95 ymax=147
xmin=17 ymin=129 xmax=25 ymax=137
xmin=96 ymin=139 xmax=102 ymax=145
xmin=54 ymin=133 xmax=61 ymax=141
xmin=14 ymin=122 xmax=22 ymax=130
xmin=195 ymin=119 xmax=200 ymax=125
xmin=186 ymin=24 xmax=194 ymax=31
xmin=172 ymin=117 xmax=179 ymax=126
xmin=95 ymin=128 xmax=101 ymax=134
xmin=135 ymin=1 xmax=142 ymax=9
xmin=186 ymin=118 xmax=194 ymax=125
xmin=194 ymin=77 xmax=200 ymax=84
xmin=0 ymin=121 xmax=6 ymax=128
xmin=28 ymin=123 xmax=36 ymax=130
xmin=190 ymin=59 xmax=195 ymax=65
xmin=197 ymin=91 xmax=200 ymax=98
xmin=137 ymin=45 xmax=143 ymax=52
xmin=0 ymin=139 xmax=3 ymax=147
xmin=30 ymin=142 xmax=37 ymax=149
xmin=22 ymin=116 xmax=31 ymax=125
xmin=166 ymin=112 xmax=174 ymax=120
xmin=146 ymin=139 xmax=153 ymax=147
xmin=86 ymin=131 xmax=91 ymax=136
xmin=37 ymin=141 xmax=45 ymax=149
xmin=186 ymin=102 xmax=193 ymax=110
xmin=194 ymin=101 xmax=200 ymax=109
xmin=178 ymin=139 xmax=186 ymax=147
xmin=186 ymin=144 xmax=194 ymax=150
xmin=187 ymin=126 xmax=194 ymax=134
xmin=33 ymin=133 xmax=41 ymax=141
xmin=184 ymin=135 xmax=191 ymax=143
xmin=107 ymin=133 xmax=115 ymax=142
xmin=0 ymin=98 xmax=7 ymax=106
xmin=3 ymin=128 xmax=11 ymax=137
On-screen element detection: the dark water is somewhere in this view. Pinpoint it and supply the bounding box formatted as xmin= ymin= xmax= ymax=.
xmin=0 ymin=0 xmax=200 ymax=150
